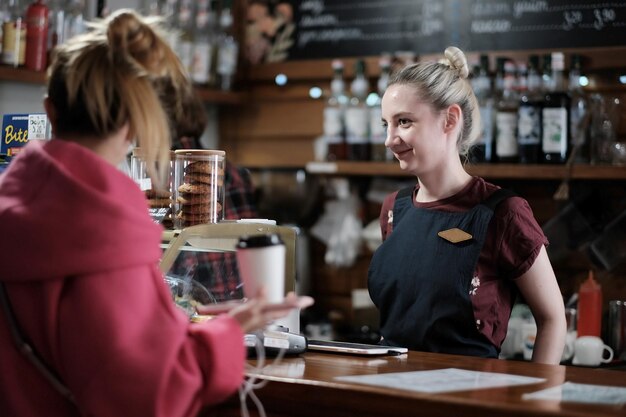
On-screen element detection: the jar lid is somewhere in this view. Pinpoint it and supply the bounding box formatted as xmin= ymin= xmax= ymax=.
xmin=132 ymin=147 xmax=145 ymax=157
xmin=174 ymin=149 xmax=226 ymax=157
xmin=236 ymin=233 xmax=284 ymax=249
xmin=133 ymin=148 xmax=176 ymax=159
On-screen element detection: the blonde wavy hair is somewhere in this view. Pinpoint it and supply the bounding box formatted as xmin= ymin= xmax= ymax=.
xmin=388 ymin=46 xmax=480 ymax=157
xmin=46 ymin=9 xmax=191 ymax=188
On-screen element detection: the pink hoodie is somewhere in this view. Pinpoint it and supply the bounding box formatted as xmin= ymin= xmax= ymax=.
xmin=0 ymin=140 xmax=245 ymax=417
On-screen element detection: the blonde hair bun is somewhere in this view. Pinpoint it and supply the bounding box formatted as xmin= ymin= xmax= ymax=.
xmin=106 ymin=10 xmax=161 ymax=72
xmin=443 ymin=46 xmax=469 ymax=79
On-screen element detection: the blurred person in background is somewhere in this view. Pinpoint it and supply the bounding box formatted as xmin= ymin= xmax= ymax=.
xmin=162 ymin=81 xmax=259 ymax=301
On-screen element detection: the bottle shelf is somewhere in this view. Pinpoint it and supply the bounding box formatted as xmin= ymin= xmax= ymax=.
xmin=305 ymin=161 xmax=626 ymax=180
xmin=0 ymin=65 xmax=244 ymax=105
xmin=0 ymin=65 xmax=47 ymax=84
xmin=194 ymin=86 xmax=244 ymax=105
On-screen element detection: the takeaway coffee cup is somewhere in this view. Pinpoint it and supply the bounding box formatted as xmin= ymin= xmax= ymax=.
xmin=236 ymin=234 xmax=285 ymax=303
xmin=572 ymin=336 xmax=614 ymax=367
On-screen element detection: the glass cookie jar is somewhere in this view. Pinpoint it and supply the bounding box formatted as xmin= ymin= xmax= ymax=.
xmin=131 ymin=148 xmax=176 ymax=227
xmin=174 ymin=149 xmax=226 ymax=229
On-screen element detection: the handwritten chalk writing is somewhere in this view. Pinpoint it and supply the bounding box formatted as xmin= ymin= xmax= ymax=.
xmin=471 ymin=2 xmax=510 ymax=17
xmin=513 ymin=1 xmax=549 ymax=18
xmin=594 ymin=8 xmax=616 ymax=30
xmin=289 ymin=0 xmax=626 ymax=60
xmin=149 ymin=207 xmax=169 ymax=224
xmin=4 ymin=126 xmax=28 ymax=144
xmin=421 ymin=19 xmax=444 ymax=36
xmin=298 ymin=28 xmax=362 ymax=48
xmin=300 ymin=0 xmax=324 ymax=15
xmin=423 ymin=2 xmax=443 ymax=17
xmin=471 ymin=19 xmax=512 ymax=33
xmin=300 ymin=14 xmax=338 ymax=27
xmin=563 ymin=10 xmax=583 ymax=30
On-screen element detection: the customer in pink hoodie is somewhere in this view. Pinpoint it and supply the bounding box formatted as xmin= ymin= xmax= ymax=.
xmin=0 ymin=9 xmax=307 ymax=417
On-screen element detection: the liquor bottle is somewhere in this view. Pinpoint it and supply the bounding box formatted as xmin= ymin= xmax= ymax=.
xmin=216 ymin=2 xmax=238 ymax=91
xmin=2 ymin=0 xmax=26 ymax=67
xmin=493 ymin=57 xmax=507 ymax=97
xmin=517 ymin=55 xmax=542 ymax=164
xmin=345 ymin=59 xmax=370 ymax=161
xmin=569 ymin=54 xmax=589 ymax=163
xmin=324 ymin=59 xmax=347 ymax=161
xmin=47 ymin=0 xmax=65 ymax=50
xmin=495 ymin=60 xmax=519 ymax=163
xmin=190 ymin=0 xmax=216 ymax=85
xmin=541 ymin=53 xmax=553 ymax=93
xmin=542 ymin=52 xmax=570 ymax=164
xmin=63 ymin=0 xmax=84 ymax=40
xmin=0 ymin=0 xmax=10 ymax=55
xmin=160 ymin=0 xmax=180 ymax=50
xmin=577 ymin=270 xmax=602 ymax=338
xmin=143 ymin=0 xmax=159 ymax=16
xmin=24 ymin=0 xmax=48 ymax=71
xmin=369 ymin=54 xmax=390 ymax=162
xmin=176 ymin=0 xmax=194 ymax=74
xmin=471 ymin=54 xmax=495 ymax=163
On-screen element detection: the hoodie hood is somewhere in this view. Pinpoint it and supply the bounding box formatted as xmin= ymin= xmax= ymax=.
xmin=0 ymin=140 xmax=163 ymax=281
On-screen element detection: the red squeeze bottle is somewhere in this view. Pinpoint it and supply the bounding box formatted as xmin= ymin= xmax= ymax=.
xmin=577 ymin=270 xmax=602 ymax=337
xmin=25 ymin=0 xmax=49 ymax=71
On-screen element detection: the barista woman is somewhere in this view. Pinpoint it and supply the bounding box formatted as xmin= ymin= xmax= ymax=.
xmin=368 ymin=47 xmax=566 ymax=364
xmin=0 ymin=9 xmax=306 ymax=417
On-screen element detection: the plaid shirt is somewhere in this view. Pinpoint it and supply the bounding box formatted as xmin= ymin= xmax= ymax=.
xmin=170 ymin=162 xmax=258 ymax=302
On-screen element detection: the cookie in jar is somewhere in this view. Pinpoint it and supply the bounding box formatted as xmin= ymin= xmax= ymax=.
xmin=174 ymin=149 xmax=225 ymax=229
xmin=131 ymin=148 xmax=175 ymax=227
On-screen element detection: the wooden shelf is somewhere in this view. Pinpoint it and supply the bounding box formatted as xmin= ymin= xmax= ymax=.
xmin=194 ymin=86 xmax=245 ymax=105
xmin=0 ymin=65 xmax=46 ymax=84
xmin=0 ymin=65 xmax=244 ymax=105
xmin=305 ymin=161 xmax=626 ymax=180
xmin=247 ymin=46 xmax=626 ymax=82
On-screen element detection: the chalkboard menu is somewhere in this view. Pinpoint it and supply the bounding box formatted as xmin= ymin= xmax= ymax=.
xmin=288 ymin=0 xmax=626 ymax=60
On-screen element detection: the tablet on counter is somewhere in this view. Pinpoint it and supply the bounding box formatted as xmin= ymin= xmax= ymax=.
xmin=306 ymin=339 xmax=408 ymax=356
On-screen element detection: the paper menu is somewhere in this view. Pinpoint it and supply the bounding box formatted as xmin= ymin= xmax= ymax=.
xmin=523 ymin=382 xmax=626 ymax=405
xmin=335 ymin=368 xmax=545 ymax=394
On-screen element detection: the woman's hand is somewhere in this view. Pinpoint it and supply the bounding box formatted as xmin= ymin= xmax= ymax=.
xmin=196 ymin=288 xmax=314 ymax=334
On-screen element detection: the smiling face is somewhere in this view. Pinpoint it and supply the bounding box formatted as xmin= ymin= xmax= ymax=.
xmin=381 ymin=84 xmax=452 ymax=176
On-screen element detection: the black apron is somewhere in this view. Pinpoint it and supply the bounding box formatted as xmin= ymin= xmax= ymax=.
xmin=368 ymin=187 xmax=514 ymax=358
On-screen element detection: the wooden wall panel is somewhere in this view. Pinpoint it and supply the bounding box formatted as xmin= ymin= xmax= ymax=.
xmin=225 ymin=135 xmax=316 ymax=167
xmin=235 ymin=101 xmax=324 ymax=137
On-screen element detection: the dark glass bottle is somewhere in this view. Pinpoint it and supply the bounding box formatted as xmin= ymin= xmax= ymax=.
xmin=542 ymin=52 xmax=570 ymax=164
xmin=470 ymin=54 xmax=495 ymax=163
xmin=569 ymin=54 xmax=589 ymax=163
xmin=324 ymin=59 xmax=347 ymax=161
xmin=345 ymin=59 xmax=370 ymax=161
xmin=369 ymin=54 xmax=391 ymax=162
xmin=495 ymin=60 xmax=519 ymax=163
xmin=517 ymin=55 xmax=543 ymax=164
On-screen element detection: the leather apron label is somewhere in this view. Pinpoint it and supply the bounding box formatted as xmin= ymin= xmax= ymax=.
xmin=438 ymin=228 xmax=473 ymax=243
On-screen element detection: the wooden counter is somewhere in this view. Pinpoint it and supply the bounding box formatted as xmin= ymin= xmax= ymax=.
xmin=204 ymin=350 xmax=626 ymax=417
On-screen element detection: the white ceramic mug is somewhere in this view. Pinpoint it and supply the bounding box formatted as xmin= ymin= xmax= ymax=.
xmin=572 ymin=336 xmax=614 ymax=366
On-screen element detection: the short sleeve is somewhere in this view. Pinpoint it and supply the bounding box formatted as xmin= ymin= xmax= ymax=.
xmin=379 ymin=191 xmax=398 ymax=241
xmin=494 ymin=197 xmax=549 ymax=280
